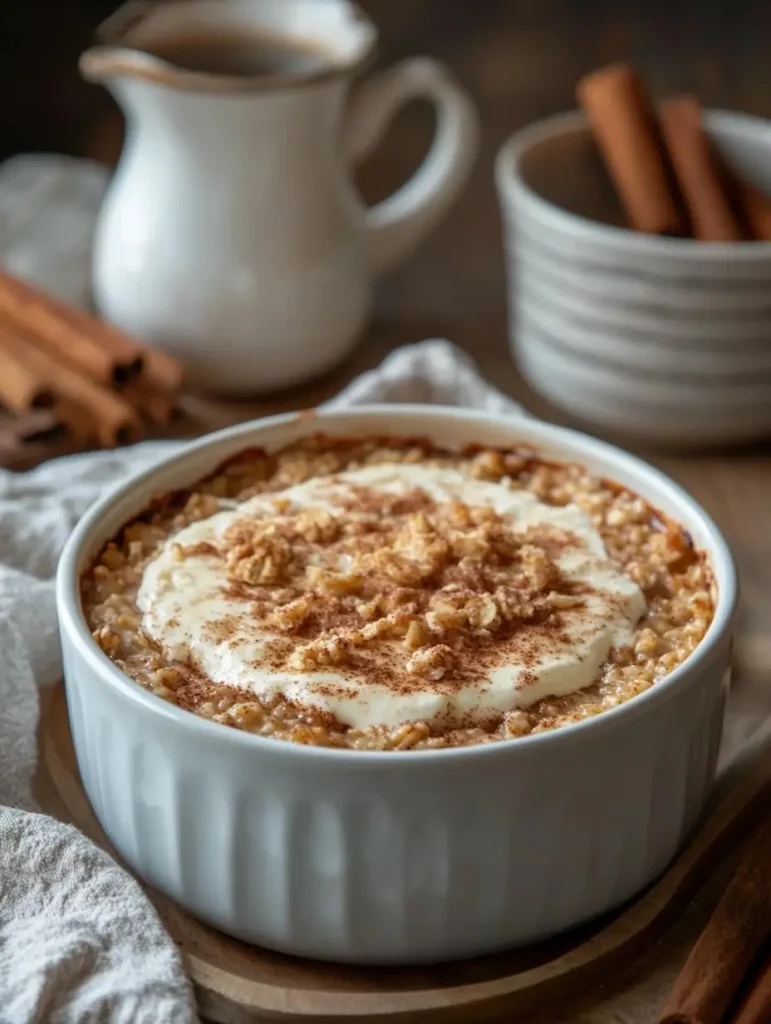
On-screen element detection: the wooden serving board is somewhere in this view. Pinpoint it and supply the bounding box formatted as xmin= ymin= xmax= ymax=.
xmin=36 ymin=682 xmax=771 ymax=1023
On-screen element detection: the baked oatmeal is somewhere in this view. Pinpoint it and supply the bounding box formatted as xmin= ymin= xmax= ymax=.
xmin=81 ymin=435 xmax=715 ymax=750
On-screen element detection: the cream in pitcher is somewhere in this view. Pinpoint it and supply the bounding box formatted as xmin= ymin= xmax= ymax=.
xmin=81 ymin=0 xmax=479 ymax=394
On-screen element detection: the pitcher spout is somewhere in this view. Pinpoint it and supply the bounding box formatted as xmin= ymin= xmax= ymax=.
xmin=80 ymin=45 xmax=174 ymax=86
xmin=80 ymin=0 xmax=186 ymax=86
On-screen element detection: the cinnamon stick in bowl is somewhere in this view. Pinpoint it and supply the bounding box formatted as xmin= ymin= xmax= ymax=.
xmin=577 ymin=63 xmax=686 ymax=235
xmin=734 ymin=179 xmax=771 ymax=241
xmin=659 ymin=96 xmax=745 ymax=242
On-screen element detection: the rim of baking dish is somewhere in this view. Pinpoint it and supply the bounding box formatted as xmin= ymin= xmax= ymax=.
xmin=496 ymin=107 xmax=771 ymax=260
xmin=56 ymin=404 xmax=738 ymax=764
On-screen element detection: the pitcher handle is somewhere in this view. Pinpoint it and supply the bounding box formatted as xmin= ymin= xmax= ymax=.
xmin=344 ymin=58 xmax=479 ymax=278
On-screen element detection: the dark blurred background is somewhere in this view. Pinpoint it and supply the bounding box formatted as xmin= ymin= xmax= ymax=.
xmin=2 ymin=0 xmax=769 ymax=341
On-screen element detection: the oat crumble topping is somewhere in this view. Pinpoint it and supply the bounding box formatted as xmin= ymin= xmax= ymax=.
xmin=201 ymin=492 xmax=583 ymax=694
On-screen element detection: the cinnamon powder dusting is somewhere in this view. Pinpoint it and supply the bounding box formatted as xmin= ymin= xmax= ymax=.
xmin=170 ymin=485 xmax=588 ymax=730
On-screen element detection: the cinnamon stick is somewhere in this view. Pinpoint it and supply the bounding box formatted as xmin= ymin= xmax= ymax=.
xmin=54 ymin=398 xmax=97 ymax=447
xmin=577 ymin=63 xmax=686 ymax=235
xmin=0 ymin=322 xmax=141 ymax=447
xmin=124 ymin=381 xmax=176 ymax=426
xmin=732 ymin=948 xmax=771 ymax=1024
xmin=659 ymin=96 xmax=745 ymax=242
xmin=140 ymin=345 xmax=185 ymax=394
xmin=659 ymin=815 xmax=771 ymax=1024
xmin=0 ymin=272 xmax=143 ymax=386
xmin=0 ymin=343 xmax=56 ymax=411
xmin=733 ymin=179 xmax=771 ymax=241
xmin=51 ymin=297 xmax=147 ymax=383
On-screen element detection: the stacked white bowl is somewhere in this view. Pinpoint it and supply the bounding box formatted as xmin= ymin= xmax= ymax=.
xmin=496 ymin=109 xmax=771 ymax=447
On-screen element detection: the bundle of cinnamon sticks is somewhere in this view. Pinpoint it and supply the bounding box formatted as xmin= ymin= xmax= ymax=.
xmin=0 ymin=271 xmax=184 ymax=466
xmin=577 ymin=63 xmax=771 ymax=241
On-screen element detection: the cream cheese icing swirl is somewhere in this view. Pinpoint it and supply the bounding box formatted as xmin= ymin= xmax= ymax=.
xmin=137 ymin=464 xmax=646 ymax=729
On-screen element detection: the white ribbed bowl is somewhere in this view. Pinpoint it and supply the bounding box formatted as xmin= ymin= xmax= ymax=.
xmin=516 ymin=336 xmax=771 ymax=445
xmin=515 ymin=229 xmax=771 ymax=316
xmin=497 ymin=109 xmax=771 ymax=445
xmin=56 ymin=406 xmax=736 ymax=964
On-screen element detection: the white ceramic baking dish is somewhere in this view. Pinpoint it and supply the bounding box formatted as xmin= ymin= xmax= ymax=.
xmin=56 ymin=406 xmax=737 ymax=965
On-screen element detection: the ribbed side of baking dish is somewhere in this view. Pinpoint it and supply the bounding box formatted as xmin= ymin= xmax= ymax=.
xmin=61 ymin=631 xmax=728 ymax=964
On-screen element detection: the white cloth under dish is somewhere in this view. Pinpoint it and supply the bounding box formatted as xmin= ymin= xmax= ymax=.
xmin=0 ymin=338 xmax=769 ymax=1024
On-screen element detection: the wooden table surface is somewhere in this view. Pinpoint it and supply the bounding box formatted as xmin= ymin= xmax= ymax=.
xmin=8 ymin=1 xmax=771 ymax=1018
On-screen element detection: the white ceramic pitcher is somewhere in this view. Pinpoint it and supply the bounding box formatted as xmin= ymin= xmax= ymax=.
xmin=81 ymin=0 xmax=478 ymax=394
